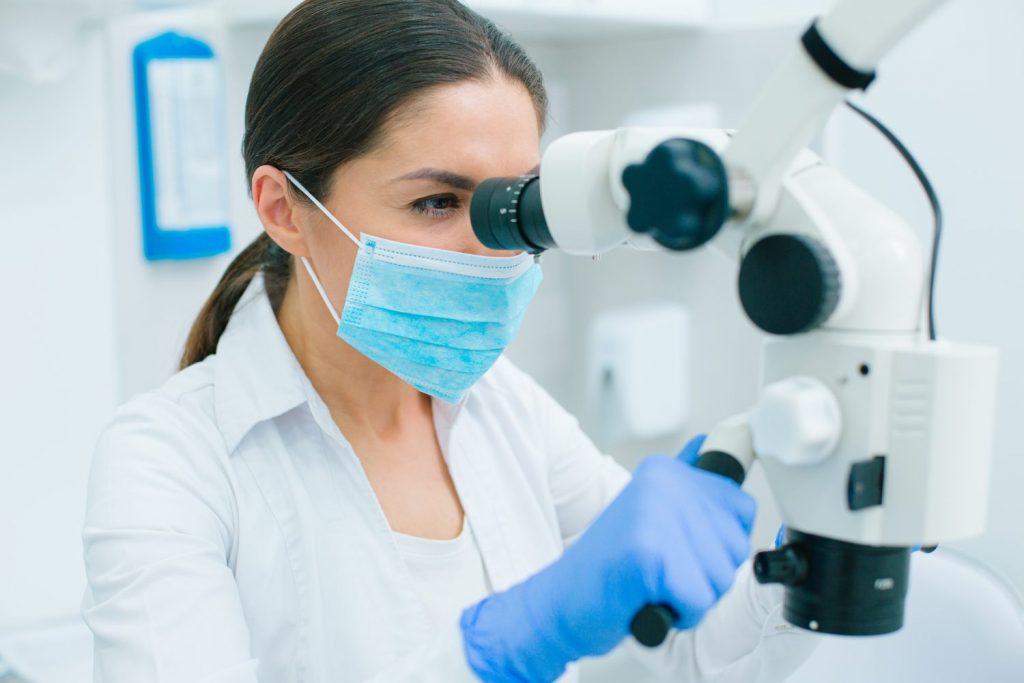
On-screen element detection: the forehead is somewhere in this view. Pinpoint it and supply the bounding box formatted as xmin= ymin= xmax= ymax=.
xmin=369 ymin=77 xmax=542 ymax=174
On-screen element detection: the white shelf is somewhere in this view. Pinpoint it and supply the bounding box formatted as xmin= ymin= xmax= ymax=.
xmin=710 ymin=0 xmax=832 ymax=31
xmin=474 ymin=1 xmax=710 ymax=39
xmin=2 ymin=0 xmax=210 ymax=15
xmin=8 ymin=0 xmax=827 ymax=37
xmin=223 ymin=0 xmax=711 ymax=40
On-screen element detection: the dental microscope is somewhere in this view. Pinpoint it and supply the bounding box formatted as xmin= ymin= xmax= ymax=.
xmin=469 ymin=0 xmax=998 ymax=647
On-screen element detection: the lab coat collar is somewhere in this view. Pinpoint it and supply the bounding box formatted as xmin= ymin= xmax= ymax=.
xmin=214 ymin=273 xmax=309 ymax=453
xmin=212 ymin=272 xmax=471 ymax=454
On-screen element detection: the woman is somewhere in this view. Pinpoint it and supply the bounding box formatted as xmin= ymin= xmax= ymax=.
xmin=82 ymin=1 xmax=816 ymax=680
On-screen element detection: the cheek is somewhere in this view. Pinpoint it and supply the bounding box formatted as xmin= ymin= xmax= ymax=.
xmin=306 ymin=224 xmax=360 ymax=305
xmin=408 ymin=215 xmax=483 ymax=254
xmin=324 ymin=183 xmax=484 ymax=253
xmin=377 ymin=208 xmax=508 ymax=256
xmin=361 ymin=204 xmax=472 ymax=251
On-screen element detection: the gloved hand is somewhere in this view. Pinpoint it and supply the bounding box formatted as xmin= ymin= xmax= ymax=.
xmin=459 ymin=435 xmax=757 ymax=682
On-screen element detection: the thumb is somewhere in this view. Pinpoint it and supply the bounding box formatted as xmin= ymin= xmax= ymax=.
xmin=675 ymin=434 xmax=707 ymax=467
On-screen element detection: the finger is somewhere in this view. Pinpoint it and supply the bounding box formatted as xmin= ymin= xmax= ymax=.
xmin=702 ymin=505 xmax=753 ymax=566
xmin=675 ymin=434 xmax=707 ymax=466
xmin=725 ymin=488 xmax=757 ymax=536
xmin=663 ymin=564 xmax=717 ymax=631
xmin=673 ymin=515 xmax=741 ymax=600
xmin=690 ymin=471 xmax=757 ymax=535
xmin=663 ymin=461 xmax=758 ymax=538
xmin=702 ymin=539 xmax=742 ymax=599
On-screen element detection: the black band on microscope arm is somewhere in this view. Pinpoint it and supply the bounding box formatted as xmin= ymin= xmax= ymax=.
xmin=801 ymin=19 xmax=877 ymax=90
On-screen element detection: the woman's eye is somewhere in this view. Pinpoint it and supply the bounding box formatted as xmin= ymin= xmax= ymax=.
xmin=411 ymin=195 xmax=461 ymax=218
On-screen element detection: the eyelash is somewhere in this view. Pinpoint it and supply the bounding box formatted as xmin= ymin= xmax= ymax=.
xmin=411 ymin=194 xmax=462 ymax=218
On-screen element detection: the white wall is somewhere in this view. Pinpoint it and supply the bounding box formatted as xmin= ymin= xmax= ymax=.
xmin=0 ymin=28 xmax=119 ymax=627
xmin=106 ymin=8 xmax=263 ymax=400
xmin=0 ymin=4 xmax=263 ymax=628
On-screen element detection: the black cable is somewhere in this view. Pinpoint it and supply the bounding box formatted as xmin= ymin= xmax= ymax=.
xmin=843 ymin=100 xmax=943 ymax=341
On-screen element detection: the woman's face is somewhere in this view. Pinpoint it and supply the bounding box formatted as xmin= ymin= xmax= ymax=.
xmin=289 ymin=76 xmax=542 ymax=311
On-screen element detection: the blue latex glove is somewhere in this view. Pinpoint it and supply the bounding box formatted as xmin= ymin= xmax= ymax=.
xmin=459 ymin=435 xmax=757 ymax=682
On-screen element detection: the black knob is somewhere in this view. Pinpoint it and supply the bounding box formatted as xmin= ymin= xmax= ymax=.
xmin=738 ymin=234 xmax=841 ymax=335
xmin=630 ymin=604 xmax=677 ymax=648
xmin=753 ymin=546 xmax=809 ymax=586
xmin=621 ymin=138 xmax=729 ymax=251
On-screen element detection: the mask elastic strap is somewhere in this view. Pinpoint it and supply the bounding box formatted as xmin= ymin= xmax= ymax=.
xmin=299 ymin=256 xmax=341 ymax=325
xmin=282 ymin=170 xmax=362 ymax=249
xmin=282 ymin=169 xmax=354 ymax=326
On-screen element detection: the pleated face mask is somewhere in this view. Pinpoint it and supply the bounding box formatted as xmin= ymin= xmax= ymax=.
xmin=283 ymin=171 xmax=543 ymax=403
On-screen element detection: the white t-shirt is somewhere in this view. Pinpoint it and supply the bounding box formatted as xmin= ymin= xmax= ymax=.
xmin=391 ymin=515 xmax=494 ymax=628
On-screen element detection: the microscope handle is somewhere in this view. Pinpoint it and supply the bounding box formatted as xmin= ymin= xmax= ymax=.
xmin=630 ymin=450 xmax=748 ymax=647
xmin=695 ymin=451 xmax=747 ymax=487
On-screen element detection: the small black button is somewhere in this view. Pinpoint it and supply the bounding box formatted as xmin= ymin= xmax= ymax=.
xmin=848 ymin=456 xmax=886 ymax=511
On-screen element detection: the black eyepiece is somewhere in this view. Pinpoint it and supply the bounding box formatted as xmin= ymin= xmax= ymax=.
xmin=470 ymin=175 xmax=554 ymax=254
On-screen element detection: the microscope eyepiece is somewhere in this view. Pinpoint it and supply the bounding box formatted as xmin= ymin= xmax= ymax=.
xmin=470 ymin=175 xmax=554 ymax=254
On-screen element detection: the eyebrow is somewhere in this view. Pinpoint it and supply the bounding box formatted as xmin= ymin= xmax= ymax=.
xmin=393 ymin=164 xmax=541 ymax=191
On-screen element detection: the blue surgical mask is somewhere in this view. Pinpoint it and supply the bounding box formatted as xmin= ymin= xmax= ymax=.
xmin=283 ymin=171 xmax=542 ymax=403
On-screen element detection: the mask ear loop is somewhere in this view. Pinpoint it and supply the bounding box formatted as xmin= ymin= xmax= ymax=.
xmin=282 ymin=169 xmax=363 ymax=326
xmin=282 ymin=170 xmax=362 ymax=247
xmin=299 ymin=257 xmax=341 ymax=325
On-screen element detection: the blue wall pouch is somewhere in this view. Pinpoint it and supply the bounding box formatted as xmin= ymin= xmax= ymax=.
xmin=132 ymin=31 xmax=231 ymax=261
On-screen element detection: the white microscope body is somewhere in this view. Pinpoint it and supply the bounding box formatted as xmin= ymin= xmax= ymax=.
xmin=470 ymin=0 xmax=998 ymax=642
xmin=538 ymin=125 xmax=997 ymax=548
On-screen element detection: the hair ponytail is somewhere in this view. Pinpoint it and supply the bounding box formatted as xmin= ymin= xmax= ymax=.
xmin=179 ymin=233 xmax=292 ymax=369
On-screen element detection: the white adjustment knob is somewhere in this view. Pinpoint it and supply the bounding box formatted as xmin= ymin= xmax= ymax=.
xmin=749 ymin=376 xmax=842 ymax=466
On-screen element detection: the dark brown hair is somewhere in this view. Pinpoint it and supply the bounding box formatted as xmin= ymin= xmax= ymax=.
xmin=180 ymin=0 xmax=548 ymax=369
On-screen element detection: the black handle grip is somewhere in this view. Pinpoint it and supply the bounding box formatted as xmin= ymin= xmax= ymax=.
xmin=630 ymin=604 xmax=678 ymax=647
xmin=695 ymin=450 xmax=747 ymax=486
xmin=629 ymin=450 xmax=748 ymax=647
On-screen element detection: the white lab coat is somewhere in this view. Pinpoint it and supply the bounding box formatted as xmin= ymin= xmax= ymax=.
xmin=81 ymin=273 xmax=817 ymax=682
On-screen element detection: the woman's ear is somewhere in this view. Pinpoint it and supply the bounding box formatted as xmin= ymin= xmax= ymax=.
xmin=251 ymin=165 xmax=311 ymax=257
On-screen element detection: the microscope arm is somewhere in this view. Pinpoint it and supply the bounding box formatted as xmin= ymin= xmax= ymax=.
xmin=723 ymin=0 xmax=950 ymax=226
